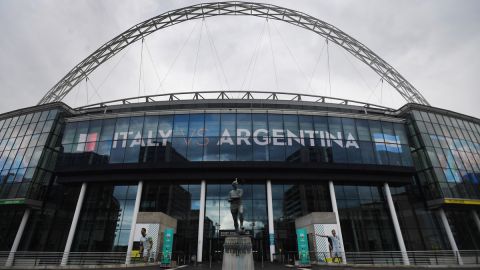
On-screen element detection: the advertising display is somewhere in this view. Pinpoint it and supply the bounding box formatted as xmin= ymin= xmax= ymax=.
xmin=60 ymin=113 xmax=412 ymax=166
xmin=161 ymin=228 xmax=175 ymax=265
xmin=296 ymin=228 xmax=310 ymax=266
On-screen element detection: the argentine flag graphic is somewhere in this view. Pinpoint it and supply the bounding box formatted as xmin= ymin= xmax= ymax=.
xmin=373 ymin=133 xmax=402 ymax=153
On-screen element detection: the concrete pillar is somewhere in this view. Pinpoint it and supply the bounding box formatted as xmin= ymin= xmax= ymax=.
xmin=125 ymin=181 xmax=143 ymax=265
xmin=5 ymin=208 xmax=30 ymax=267
xmin=328 ymin=181 xmax=347 ymax=264
xmin=197 ymin=180 xmax=206 ymax=262
xmin=384 ymin=183 xmax=410 ymax=265
xmin=266 ymin=180 xmax=275 ymax=262
xmin=61 ymin=182 xmax=87 ymax=266
xmin=472 ymin=210 xmax=480 ymax=233
xmin=438 ymin=208 xmax=463 ymax=265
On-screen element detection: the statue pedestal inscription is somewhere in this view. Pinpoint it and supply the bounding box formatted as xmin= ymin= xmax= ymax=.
xmin=222 ymin=236 xmax=254 ymax=270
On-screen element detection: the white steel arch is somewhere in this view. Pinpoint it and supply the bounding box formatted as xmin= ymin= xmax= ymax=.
xmin=38 ymin=1 xmax=430 ymax=105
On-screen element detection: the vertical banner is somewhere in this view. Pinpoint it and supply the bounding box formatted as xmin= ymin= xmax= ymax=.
xmin=161 ymin=228 xmax=174 ymax=265
xmin=296 ymin=228 xmax=310 ymax=265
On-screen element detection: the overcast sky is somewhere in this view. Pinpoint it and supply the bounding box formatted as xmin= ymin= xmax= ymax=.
xmin=0 ymin=0 xmax=478 ymax=118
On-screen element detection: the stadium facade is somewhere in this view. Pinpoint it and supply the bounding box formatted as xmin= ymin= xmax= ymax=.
xmin=0 ymin=1 xmax=479 ymax=266
xmin=0 ymin=93 xmax=479 ymax=264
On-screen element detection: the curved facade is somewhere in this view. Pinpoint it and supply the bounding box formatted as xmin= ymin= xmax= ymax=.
xmin=0 ymin=94 xmax=479 ymax=265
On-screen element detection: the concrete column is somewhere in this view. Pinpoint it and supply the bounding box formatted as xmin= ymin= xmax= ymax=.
xmin=438 ymin=208 xmax=463 ymax=265
xmin=328 ymin=181 xmax=347 ymax=264
xmin=61 ymin=182 xmax=87 ymax=266
xmin=197 ymin=180 xmax=206 ymax=262
xmin=5 ymin=208 xmax=30 ymax=267
xmin=125 ymin=181 xmax=143 ymax=265
xmin=472 ymin=210 xmax=480 ymax=233
xmin=384 ymin=183 xmax=410 ymax=265
xmin=266 ymin=180 xmax=275 ymax=262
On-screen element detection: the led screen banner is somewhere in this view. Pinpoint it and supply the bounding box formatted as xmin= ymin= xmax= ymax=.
xmin=61 ymin=113 xmax=412 ymax=166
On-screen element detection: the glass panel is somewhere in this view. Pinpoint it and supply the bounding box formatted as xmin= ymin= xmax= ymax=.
xmin=124 ymin=140 xmax=140 ymax=163
xmin=253 ymin=140 xmax=268 ymax=161
xmin=342 ymin=118 xmax=357 ymax=140
xmin=62 ymin=122 xmax=77 ymax=145
xmin=158 ymin=115 xmax=173 ymax=144
xmin=114 ymin=117 xmax=130 ymax=137
xmin=86 ymin=120 xmax=102 ymax=143
xmin=33 ymin=121 xmax=45 ymax=134
xmin=328 ymin=117 xmax=343 ymax=139
xmin=236 ymin=113 xmax=252 ymax=136
xmin=42 ymin=120 xmax=54 ymax=133
xmin=187 ymin=137 xmax=204 ymax=161
xmin=269 ymin=140 xmax=285 ymax=161
xmin=47 ymin=109 xmax=58 ymax=120
xmin=109 ymin=141 xmax=125 ymax=163
xmin=171 ymin=137 xmax=188 ymax=161
xmin=100 ymin=119 xmax=116 ymax=141
xmin=72 ymin=122 xmax=88 ymax=146
xmin=173 ymin=114 xmax=189 ymax=137
xmin=268 ymin=114 xmax=283 ymax=136
xmin=369 ymin=120 xmax=383 ymax=142
xmin=188 ymin=113 xmax=205 ymax=138
xmin=283 ymin=114 xmax=299 ymax=137
xmin=39 ymin=111 xmax=49 ymax=122
xmin=142 ymin=115 xmax=159 ymax=140
xmin=393 ymin=123 xmax=408 ymax=144
xmin=96 ymin=141 xmax=112 ymax=163
xmin=313 ymin=116 xmax=328 ymax=139
xmin=236 ymin=138 xmax=252 ymax=161
xmin=219 ymin=136 xmax=236 ymax=161
xmin=374 ymin=143 xmax=389 ymax=165
xmin=204 ymin=114 xmax=220 ymax=137
xmin=127 ymin=116 xmax=144 ymax=139
xmin=203 ymin=137 xmax=219 ymax=161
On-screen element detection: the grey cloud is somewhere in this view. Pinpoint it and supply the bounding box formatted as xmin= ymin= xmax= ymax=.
xmin=0 ymin=0 xmax=478 ymax=117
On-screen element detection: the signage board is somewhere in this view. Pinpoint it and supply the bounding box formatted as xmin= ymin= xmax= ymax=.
xmin=161 ymin=228 xmax=174 ymax=265
xmin=296 ymin=228 xmax=310 ymax=266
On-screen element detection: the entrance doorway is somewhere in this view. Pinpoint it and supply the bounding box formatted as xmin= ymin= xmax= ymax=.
xmin=203 ymin=182 xmax=269 ymax=262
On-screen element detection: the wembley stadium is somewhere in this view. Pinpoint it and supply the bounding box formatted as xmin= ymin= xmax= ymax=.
xmin=0 ymin=1 xmax=479 ymax=268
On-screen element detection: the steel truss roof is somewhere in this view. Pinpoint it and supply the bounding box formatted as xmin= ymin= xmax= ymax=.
xmin=76 ymin=90 xmax=395 ymax=112
xmin=38 ymin=1 xmax=430 ymax=106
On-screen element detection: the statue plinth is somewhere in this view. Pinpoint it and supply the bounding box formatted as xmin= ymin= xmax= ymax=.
xmin=222 ymin=236 xmax=254 ymax=270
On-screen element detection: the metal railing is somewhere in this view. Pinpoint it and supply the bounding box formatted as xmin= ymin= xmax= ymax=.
xmin=0 ymin=251 xmax=192 ymax=267
xmin=0 ymin=251 xmax=125 ymax=267
xmin=272 ymin=250 xmax=480 ymax=266
xmin=0 ymin=250 xmax=479 ymax=267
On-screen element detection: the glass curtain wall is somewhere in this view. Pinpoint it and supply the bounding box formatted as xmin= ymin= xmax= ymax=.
xmin=19 ymin=184 xmax=81 ymax=251
xmin=0 ymin=109 xmax=60 ymax=200
xmin=335 ymin=184 xmax=398 ymax=252
xmin=204 ymin=182 xmax=267 ymax=262
xmin=140 ymin=182 xmax=200 ymax=258
xmin=72 ymin=184 xmax=137 ymax=252
xmin=390 ymin=185 xmax=449 ymax=250
xmin=409 ymin=110 xmax=480 ymax=200
xmin=445 ymin=209 xmax=480 ymax=250
xmin=0 ymin=206 xmax=24 ymax=250
xmin=271 ymin=183 xmax=331 ymax=254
